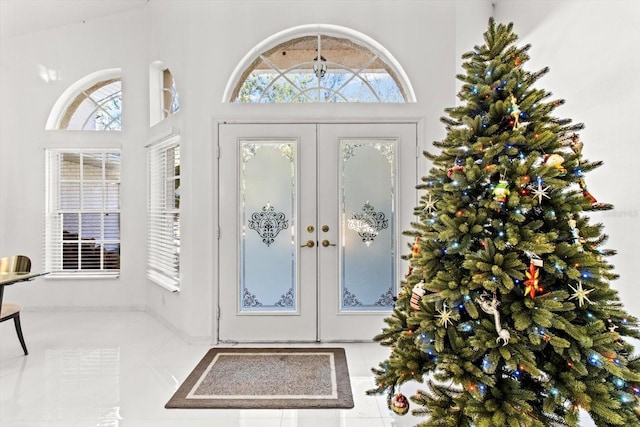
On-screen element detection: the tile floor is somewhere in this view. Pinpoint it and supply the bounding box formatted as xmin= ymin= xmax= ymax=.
xmin=1 ymin=311 xmax=598 ymax=426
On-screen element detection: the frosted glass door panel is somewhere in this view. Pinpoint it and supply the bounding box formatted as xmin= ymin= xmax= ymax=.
xmin=240 ymin=141 xmax=297 ymax=312
xmin=219 ymin=122 xmax=416 ymax=342
xmin=340 ymin=139 xmax=396 ymax=311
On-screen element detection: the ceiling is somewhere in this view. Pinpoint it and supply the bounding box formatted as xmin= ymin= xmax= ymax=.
xmin=0 ymin=0 xmax=148 ymax=39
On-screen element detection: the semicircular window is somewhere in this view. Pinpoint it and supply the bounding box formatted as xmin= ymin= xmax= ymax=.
xmin=232 ymin=34 xmax=410 ymax=103
xmin=60 ymin=78 xmax=122 ymax=130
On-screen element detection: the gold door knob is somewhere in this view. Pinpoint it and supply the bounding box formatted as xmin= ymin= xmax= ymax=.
xmin=301 ymin=240 xmax=315 ymax=248
xmin=321 ymin=240 xmax=336 ymax=247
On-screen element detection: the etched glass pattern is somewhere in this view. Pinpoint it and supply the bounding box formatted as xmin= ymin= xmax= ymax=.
xmin=240 ymin=141 xmax=297 ymax=312
xmin=340 ymin=139 xmax=396 ymax=311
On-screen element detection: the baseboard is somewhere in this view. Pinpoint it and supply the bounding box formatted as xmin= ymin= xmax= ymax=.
xmin=23 ymin=305 xmax=146 ymax=312
xmin=20 ymin=306 xmax=214 ymax=345
xmin=145 ymin=306 xmax=214 ymax=345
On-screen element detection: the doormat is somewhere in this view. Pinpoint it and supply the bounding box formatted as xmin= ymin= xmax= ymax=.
xmin=165 ymin=347 xmax=354 ymax=409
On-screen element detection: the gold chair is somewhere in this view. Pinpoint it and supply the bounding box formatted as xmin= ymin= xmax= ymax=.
xmin=0 ymin=255 xmax=32 ymax=355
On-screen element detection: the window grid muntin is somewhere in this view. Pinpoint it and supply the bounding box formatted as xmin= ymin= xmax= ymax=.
xmin=162 ymin=69 xmax=180 ymax=118
xmin=46 ymin=149 xmax=121 ymax=274
xmin=60 ymin=79 xmax=122 ymax=131
xmin=80 ymin=90 xmax=121 ymax=130
xmin=233 ymin=33 xmax=406 ymax=103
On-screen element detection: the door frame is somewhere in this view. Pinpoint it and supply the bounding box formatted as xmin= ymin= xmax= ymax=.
xmin=214 ymin=119 xmax=423 ymax=343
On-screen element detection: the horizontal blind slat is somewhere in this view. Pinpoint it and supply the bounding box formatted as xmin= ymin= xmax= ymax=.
xmin=45 ymin=149 xmax=121 ymax=274
xmin=147 ymin=136 xmax=180 ymax=287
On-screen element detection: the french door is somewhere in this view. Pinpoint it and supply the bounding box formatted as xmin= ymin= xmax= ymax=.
xmin=218 ymin=123 xmax=417 ymax=341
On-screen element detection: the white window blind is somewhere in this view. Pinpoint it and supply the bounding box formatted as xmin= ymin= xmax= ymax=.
xmin=147 ymin=135 xmax=180 ymax=290
xmin=45 ymin=150 xmax=121 ymax=276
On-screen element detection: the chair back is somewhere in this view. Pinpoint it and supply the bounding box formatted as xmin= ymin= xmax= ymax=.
xmin=0 ymin=255 xmax=32 ymax=273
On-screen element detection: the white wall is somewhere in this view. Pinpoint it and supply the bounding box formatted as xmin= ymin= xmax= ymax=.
xmin=0 ymin=8 xmax=148 ymax=311
xmin=1 ymin=0 xmax=637 ymax=344
xmin=142 ymin=0 xmax=470 ymax=342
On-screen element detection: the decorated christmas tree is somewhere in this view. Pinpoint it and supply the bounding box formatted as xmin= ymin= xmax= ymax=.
xmin=368 ymin=18 xmax=640 ymax=426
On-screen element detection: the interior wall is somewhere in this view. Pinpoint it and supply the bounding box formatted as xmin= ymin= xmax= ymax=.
xmin=144 ymin=0 xmax=474 ymax=342
xmin=1 ymin=0 xmax=637 ymax=343
xmin=0 ymin=0 xmax=473 ymax=342
xmin=0 ymin=8 xmax=148 ymax=311
xmin=495 ymin=0 xmax=640 ymax=319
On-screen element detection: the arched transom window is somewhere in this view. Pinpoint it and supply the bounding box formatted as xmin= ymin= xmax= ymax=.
xmin=46 ymin=69 xmax=122 ymax=131
xmin=61 ymin=78 xmax=122 ymax=130
xmin=226 ymin=25 xmax=415 ymax=103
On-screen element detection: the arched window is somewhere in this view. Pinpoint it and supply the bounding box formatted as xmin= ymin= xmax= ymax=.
xmin=224 ymin=24 xmax=415 ymax=103
xmin=46 ymin=69 xmax=122 ymax=130
xmin=150 ymin=61 xmax=180 ymax=127
xmin=44 ymin=69 xmax=123 ymax=277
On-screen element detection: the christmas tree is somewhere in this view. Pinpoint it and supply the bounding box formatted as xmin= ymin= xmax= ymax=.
xmin=368 ymin=18 xmax=640 ymax=426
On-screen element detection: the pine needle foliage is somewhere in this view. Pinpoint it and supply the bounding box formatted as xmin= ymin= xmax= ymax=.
xmin=367 ymin=18 xmax=640 ymax=426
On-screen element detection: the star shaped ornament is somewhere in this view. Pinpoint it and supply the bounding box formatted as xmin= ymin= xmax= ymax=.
xmin=524 ymin=262 xmax=543 ymax=299
xmin=568 ymin=281 xmax=594 ymax=307
xmin=531 ymin=178 xmax=551 ymax=204
xmin=436 ymin=303 xmax=455 ymax=328
xmin=423 ymin=192 xmax=438 ymax=214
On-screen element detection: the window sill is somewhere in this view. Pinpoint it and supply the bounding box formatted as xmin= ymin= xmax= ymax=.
xmin=45 ymin=272 xmax=120 ymax=280
xmin=147 ymin=271 xmax=180 ymax=293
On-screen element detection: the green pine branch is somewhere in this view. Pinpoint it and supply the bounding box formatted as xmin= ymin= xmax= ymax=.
xmin=368 ymin=17 xmax=640 ymax=426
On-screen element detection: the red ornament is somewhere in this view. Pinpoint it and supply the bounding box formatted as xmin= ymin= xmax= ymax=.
xmin=447 ymin=165 xmax=464 ymax=178
xmin=390 ymin=393 xmax=410 ymax=415
xmin=579 ymin=179 xmax=598 ymax=204
xmin=405 ymin=265 xmax=413 ymax=278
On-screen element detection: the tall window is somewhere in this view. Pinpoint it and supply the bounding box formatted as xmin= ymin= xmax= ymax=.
xmin=225 ymin=25 xmax=415 ymax=103
xmin=45 ymin=150 xmax=121 ymax=276
xmin=162 ymin=69 xmax=180 ymax=118
xmin=150 ymin=62 xmax=180 ymax=126
xmin=147 ymin=135 xmax=181 ymax=290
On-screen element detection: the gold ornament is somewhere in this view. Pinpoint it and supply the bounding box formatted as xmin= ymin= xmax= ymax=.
xmin=543 ymin=153 xmax=566 ymax=173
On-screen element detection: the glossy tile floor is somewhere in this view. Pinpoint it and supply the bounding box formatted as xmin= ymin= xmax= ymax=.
xmin=0 ymin=311 xmax=425 ymax=427
xmin=1 ymin=311 xmax=598 ymax=426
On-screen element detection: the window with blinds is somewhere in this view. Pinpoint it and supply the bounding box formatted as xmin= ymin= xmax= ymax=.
xmin=147 ymin=135 xmax=180 ymax=290
xmin=45 ymin=150 xmax=121 ymax=276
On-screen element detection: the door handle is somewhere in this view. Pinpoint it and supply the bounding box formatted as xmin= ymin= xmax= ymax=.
xmin=321 ymin=240 xmax=336 ymax=247
xmin=301 ymin=240 xmax=315 ymax=248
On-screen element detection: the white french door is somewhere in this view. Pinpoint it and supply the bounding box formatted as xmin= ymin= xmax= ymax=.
xmin=218 ymin=123 xmax=416 ymax=342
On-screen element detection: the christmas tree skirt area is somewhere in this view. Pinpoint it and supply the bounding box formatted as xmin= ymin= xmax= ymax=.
xmin=165 ymin=347 xmax=354 ymax=409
